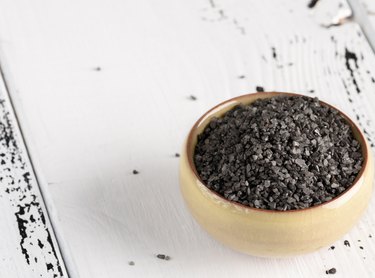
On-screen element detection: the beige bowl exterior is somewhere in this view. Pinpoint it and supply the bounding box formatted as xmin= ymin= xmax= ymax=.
xmin=180 ymin=92 xmax=374 ymax=257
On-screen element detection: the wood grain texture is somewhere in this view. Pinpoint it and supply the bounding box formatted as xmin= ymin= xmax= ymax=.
xmin=0 ymin=0 xmax=375 ymax=277
xmin=358 ymin=0 xmax=375 ymax=47
xmin=0 ymin=75 xmax=67 ymax=277
xmin=360 ymin=0 xmax=375 ymax=17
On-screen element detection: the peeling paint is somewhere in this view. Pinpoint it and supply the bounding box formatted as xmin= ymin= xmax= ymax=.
xmin=344 ymin=48 xmax=361 ymax=94
xmin=321 ymin=8 xmax=353 ymax=28
xmin=0 ymin=99 xmax=65 ymax=277
xmin=271 ymin=47 xmax=277 ymax=60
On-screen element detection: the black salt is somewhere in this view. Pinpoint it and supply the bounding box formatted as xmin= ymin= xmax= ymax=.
xmin=326 ymin=268 xmax=336 ymax=275
xmin=308 ymin=0 xmax=320 ymax=9
xmin=194 ymin=95 xmax=363 ymax=210
xmin=344 ymin=240 xmax=351 ymax=247
xmin=156 ymin=254 xmax=170 ymax=260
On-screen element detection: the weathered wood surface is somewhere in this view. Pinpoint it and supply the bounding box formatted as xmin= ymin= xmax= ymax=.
xmin=0 ymin=0 xmax=375 ymax=277
xmin=0 ymin=75 xmax=67 ymax=277
xmin=361 ymin=0 xmax=375 ymax=18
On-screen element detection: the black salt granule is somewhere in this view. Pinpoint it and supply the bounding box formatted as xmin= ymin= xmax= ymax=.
xmin=308 ymin=0 xmax=320 ymax=9
xmin=194 ymin=95 xmax=363 ymax=211
xmin=156 ymin=254 xmax=171 ymax=260
xmin=326 ymin=268 xmax=336 ymax=275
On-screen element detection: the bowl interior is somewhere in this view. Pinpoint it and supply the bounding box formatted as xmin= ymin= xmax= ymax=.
xmin=186 ymin=92 xmax=368 ymax=213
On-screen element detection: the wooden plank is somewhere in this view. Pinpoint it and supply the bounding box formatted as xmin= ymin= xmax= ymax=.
xmin=360 ymin=0 xmax=375 ymax=17
xmin=0 ymin=75 xmax=68 ymax=277
xmin=0 ymin=0 xmax=375 ymax=277
xmin=347 ymin=0 xmax=375 ymax=52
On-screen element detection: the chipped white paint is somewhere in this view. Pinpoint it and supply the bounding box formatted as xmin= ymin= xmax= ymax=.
xmin=0 ymin=76 xmax=67 ymax=277
xmin=0 ymin=0 xmax=375 ymax=277
xmin=322 ymin=8 xmax=353 ymax=28
xmin=309 ymin=0 xmax=352 ymax=27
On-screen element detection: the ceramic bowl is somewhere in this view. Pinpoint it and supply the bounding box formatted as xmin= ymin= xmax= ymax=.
xmin=179 ymin=92 xmax=374 ymax=257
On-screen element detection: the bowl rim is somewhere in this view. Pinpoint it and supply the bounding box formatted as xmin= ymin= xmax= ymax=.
xmin=185 ymin=92 xmax=369 ymax=213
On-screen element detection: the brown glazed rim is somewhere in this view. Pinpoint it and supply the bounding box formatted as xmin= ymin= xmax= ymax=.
xmin=186 ymin=92 xmax=369 ymax=213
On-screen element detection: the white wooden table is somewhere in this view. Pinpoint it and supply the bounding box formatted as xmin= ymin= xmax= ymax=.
xmin=0 ymin=0 xmax=375 ymax=277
